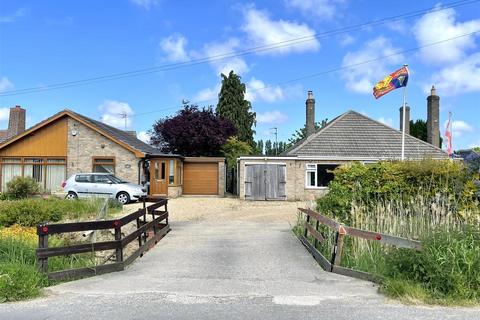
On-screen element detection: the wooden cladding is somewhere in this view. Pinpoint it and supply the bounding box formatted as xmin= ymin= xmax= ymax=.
xmin=183 ymin=162 xmax=218 ymax=195
xmin=0 ymin=117 xmax=67 ymax=157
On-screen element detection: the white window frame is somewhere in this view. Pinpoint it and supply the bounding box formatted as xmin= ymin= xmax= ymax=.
xmin=305 ymin=163 xmax=337 ymax=189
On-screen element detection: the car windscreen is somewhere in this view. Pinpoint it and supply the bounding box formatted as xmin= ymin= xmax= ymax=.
xmin=108 ymin=175 xmax=127 ymax=184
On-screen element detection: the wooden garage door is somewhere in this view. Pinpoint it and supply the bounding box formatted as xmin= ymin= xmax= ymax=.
xmin=183 ymin=162 xmax=218 ymax=195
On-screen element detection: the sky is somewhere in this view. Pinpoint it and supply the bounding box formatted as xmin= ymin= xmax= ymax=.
xmin=0 ymin=0 xmax=479 ymax=150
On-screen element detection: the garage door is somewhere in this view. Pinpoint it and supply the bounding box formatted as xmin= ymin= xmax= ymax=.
xmin=245 ymin=164 xmax=286 ymax=200
xmin=183 ymin=162 xmax=219 ymax=195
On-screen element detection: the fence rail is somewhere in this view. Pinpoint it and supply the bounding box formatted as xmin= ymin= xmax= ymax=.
xmin=36 ymin=197 xmax=170 ymax=281
xmin=297 ymin=207 xmax=422 ymax=282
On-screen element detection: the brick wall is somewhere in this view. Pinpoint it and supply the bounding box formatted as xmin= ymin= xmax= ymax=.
xmin=66 ymin=118 xmax=140 ymax=183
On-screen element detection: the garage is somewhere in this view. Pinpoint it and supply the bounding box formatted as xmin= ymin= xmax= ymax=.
xmin=244 ymin=163 xmax=286 ymax=200
xmin=183 ymin=161 xmax=219 ymax=195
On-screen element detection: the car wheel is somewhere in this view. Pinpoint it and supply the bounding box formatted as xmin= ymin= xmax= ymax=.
xmin=65 ymin=192 xmax=78 ymax=200
xmin=116 ymin=192 xmax=130 ymax=205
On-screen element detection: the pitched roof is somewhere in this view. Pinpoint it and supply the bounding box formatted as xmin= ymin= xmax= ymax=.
xmin=0 ymin=109 xmax=177 ymax=158
xmin=66 ymin=110 xmax=175 ymax=157
xmin=285 ymin=110 xmax=448 ymax=160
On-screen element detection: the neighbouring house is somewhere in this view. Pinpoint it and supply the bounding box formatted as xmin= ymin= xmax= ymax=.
xmin=238 ymin=88 xmax=448 ymax=201
xmin=0 ymin=109 xmax=225 ymax=197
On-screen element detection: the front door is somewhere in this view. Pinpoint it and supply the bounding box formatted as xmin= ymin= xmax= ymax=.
xmin=150 ymin=159 xmax=168 ymax=195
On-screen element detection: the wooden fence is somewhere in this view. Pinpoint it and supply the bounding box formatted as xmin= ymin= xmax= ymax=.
xmin=297 ymin=208 xmax=422 ymax=282
xmin=36 ymin=197 xmax=170 ymax=281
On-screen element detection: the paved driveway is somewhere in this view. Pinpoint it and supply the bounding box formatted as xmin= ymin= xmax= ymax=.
xmin=1 ymin=198 xmax=478 ymax=319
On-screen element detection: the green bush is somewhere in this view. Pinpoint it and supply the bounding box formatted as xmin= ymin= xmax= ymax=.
xmin=0 ymin=197 xmax=121 ymax=227
xmin=5 ymin=176 xmax=41 ymax=200
xmin=384 ymin=227 xmax=480 ymax=301
xmin=317 ymin=160 xmax=478 ymax=223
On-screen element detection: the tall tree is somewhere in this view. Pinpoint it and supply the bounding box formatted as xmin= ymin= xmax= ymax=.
xmin=409 ymin=119 xmax=428 ymax=142
xmin=288 ymin=119 xmax=328 ymax=145
xmin=216 ymin=71 xmax=256 ymax=146
xmin=254 ymin=140 xmax=264 ymax=155
xmin=221 ymin=136 xmax=252 ymax=169
xmin=264 ymin=140 xmax=273 ymax=156
xmin=150 ymin=105 xmax=236 ymax=156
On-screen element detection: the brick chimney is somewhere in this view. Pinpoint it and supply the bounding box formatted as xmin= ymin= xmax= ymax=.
xmin=427 ymin=86 xmax=440 ymax=147
xmin=7 ymin=106 xmax=26 ymax=137
xmin=399 ymin=104 xmax=410 ymax=135
xmin=306 ymin=91 xmax=315 ymax=137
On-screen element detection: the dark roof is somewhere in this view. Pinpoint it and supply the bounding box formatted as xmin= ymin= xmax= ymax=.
xmin=66 ymin=110 xmax=176 ymax=157
xmin=285 ymin=110 xmax=448 ymax=160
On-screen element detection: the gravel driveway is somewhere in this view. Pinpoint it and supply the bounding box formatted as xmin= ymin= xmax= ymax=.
xmin=1 ymin=197 xmax=479 ymax=320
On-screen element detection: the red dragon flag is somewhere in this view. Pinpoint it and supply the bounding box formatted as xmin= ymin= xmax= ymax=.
xmin=444 ymin=112 xmax=453 ymax=156
xmin=373 ymin=66 xmax=409 ymax=99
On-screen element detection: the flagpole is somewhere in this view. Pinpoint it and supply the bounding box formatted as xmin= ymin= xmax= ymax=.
xmin=401 ymin=64 xmax=408 ymax=161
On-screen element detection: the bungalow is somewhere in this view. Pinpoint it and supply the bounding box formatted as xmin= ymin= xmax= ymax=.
xmin=238 ymin=88 xmax=448 ymax=201
xmin=0 ymin=108 xmax=225 ymax=198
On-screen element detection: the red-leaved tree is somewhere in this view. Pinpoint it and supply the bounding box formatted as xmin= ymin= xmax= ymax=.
xmin=149 ymin=105 xmax=236 ymax=156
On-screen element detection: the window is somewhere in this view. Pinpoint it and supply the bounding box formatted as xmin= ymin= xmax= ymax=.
xmin=154 ymin=162 xmax=159 ymax=180
xmin=92 ymin=157 xmax=115 ymax=173
xmin=24 ymin=158 xmax=44 ymax=184
xmin=305 ymin=164 xmax=338 ymax=188
xmin=169 ymin=160 xmax=175 ymax=184
xmin=75 ymin=175 xmax=92 ymax=183
xmin=161 ymin=162 xmax=166 ymax=180
xmin=176 ymin=161 xmax=183 ymax=185
xmin=0 ymin=157 xmax=66 ymax=192
xmin=93 ymin=175 xmax=112 ymax=184
xmin=1 ymin=158 xmax=22 ymax=191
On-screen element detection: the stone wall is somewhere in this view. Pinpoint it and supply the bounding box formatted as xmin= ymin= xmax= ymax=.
xmin=218 ymin=161 xmax=225 ymax=196
xmin=66 ymin=118 xmax=140 ymax=183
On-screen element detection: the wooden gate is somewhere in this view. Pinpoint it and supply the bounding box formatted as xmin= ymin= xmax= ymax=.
xmin=245 ymin=164 xmax=286 ymax=200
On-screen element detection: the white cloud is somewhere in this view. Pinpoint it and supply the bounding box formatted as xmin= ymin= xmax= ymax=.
xmin=200 ymin=38 xmax=249 ymax=76
xmin=444 ymin=119 xmax=474 ymax=138
xmin=242 ymin=7 xmax=320 ymax=55
xmin=428 ymin=52 xmax=480 ymax=95
xmin=159 ymin=35 xmax=190 ymax=62
xmin=0 ymin=108 xmax=9 ymax=122
xmin=284 ymin=0 xmax=343 ymax=20
xmin=256 ymin=110 xmax=288 ymax=124
xmin=99 ymin=100 xmax=134 ymax=129
xmin=137 ymin=131 xmax=151 ymax=143
xmin=193 ymin=84 xmax=221 ymax=102
xmin=469 ymin=140 xmax=480 ymax=148
xmin=378 ymin=117 xmax=394 ymax=128
xmin=0 ymin=8 xmax=27 ymax=23
xmin=414 ymin=6 xmax=480 ymax=64
xmin=130 ymin=0 xmax=159 ymax=10
xmin=340 ymin=34 xmax=355 ymax=46
xmin=341 ymin=36 xmax=403 ymax=94
xmin=0 ymin=77 xmax=14 ymax=93
xmin=246 ymin=77 xmax=284 ymax=103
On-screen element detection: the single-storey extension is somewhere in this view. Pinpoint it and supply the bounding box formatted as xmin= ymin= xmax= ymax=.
xmin=238 ymin=88 xmax=448 ymax=201
xmin=0 ymin=108 xmax=225 ymax=197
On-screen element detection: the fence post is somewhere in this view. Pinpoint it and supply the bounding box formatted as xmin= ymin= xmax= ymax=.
xmin=165 ymin=200 xmax=168 ymax=225
xmin=114 ymin=222 xmax=123 ymax=263
xmin=314 ymin=220 xmax=320 ymax=249
xmin=330 ymin=225 xmax=346 ymax=270
xmin=303 ymin=213 xmax=310 ymax=238
xmin=37 ymin=225 xmax=49 ymax=273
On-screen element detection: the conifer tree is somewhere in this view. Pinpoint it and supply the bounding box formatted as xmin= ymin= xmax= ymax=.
xmin=216 ymin=71 xmax=256 ymax=146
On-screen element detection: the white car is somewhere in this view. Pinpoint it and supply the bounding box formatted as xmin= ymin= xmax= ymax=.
xmin=62 ymin=173 xmax=147 ymax=204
